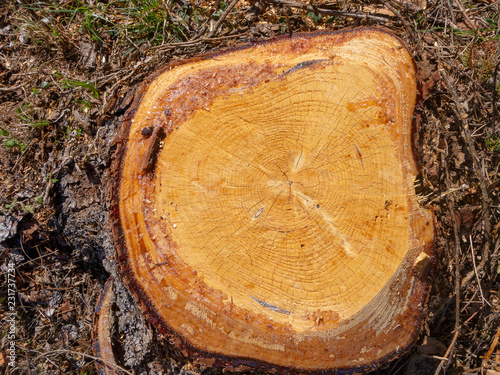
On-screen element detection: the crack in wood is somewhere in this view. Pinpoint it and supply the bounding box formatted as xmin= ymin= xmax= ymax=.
xmin=282 ymin=59 xmax=330 ymax=77
xmin=354 ymin=143 xmax=364 ymax=168
xmin=141 ymin=126 xmax=165 ymax=174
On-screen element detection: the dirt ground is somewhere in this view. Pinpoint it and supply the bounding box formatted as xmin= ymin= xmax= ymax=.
xmin=0 ymin=0 xmax=499 ymax=374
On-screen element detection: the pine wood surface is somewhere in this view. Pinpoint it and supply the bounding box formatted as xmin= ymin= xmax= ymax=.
xmin=114 ymin=28 xmax=435 ymax=371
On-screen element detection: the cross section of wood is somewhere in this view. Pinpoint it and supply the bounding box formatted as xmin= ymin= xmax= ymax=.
xmin=112 ymin=27 xmax=436 ymax=372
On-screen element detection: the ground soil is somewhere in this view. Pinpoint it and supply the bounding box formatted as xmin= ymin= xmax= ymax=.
xmin=0 ymin=0 xmax=499 ymax=374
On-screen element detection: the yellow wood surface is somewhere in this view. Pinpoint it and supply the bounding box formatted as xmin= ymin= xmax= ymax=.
xmin=116 ymin=28 xmax=435 ymax=370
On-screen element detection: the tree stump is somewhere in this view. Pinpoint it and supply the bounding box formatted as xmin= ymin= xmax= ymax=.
xmin=111 ymin=28 xmax=436 ymax=372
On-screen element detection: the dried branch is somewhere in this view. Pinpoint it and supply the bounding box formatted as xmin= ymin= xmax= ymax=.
xmin=262 ymin=0 xmax=390 ymax=23
xmin=382 ymin=0 xmax=418 ymax=43
xmin=483 ymin=326 xmax=500 ymax=364
xmin=492 ymin=60 xmax=500 ymax=132
xmin=206 ymin=0 xmax=241 ymax=38
xmin=434 ymin=330 xmax=460 ymax=375
xmin=453 ymin=0 xmax=477 ymax=30
xmin=26 ymin=349 xmax=133 ymax=375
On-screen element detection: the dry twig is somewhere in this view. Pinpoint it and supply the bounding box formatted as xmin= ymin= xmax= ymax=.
xmin=453 ymin=0 xmax=478 ymax=30
xmin=382 ymin=0 xmax=418 ymax=43
xmin=483 ymin=327 xmax=500 ymax=365
xmin=434 ymin=330 xmax=460 ymax=375
xmin=469 ymin=235 xmax=491 ymax=307
xmin=206 ymin=0 xmax=241 ymax=38
xmin=262 ymin=0 xmax=390 ymax=23
xmin=492 ymin=60 xmax=500 ymax=131
xmin=27 ymin=348 xmax=133 ymax=375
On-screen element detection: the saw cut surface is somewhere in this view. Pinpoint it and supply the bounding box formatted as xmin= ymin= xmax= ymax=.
xmin=114 ymin=28 xmax=435 ymax=371
xmin=156 ymin=66 xmax=406 ymax=326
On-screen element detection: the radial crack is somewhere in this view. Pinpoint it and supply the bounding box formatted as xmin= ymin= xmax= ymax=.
xmin=294 ymin=190 xmax=354 ymax=257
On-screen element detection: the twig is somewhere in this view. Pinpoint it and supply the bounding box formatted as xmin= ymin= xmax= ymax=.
xmin=427 ymin=183 xmax=468 ymax=204
xmin=124 ymin=30 xmax=142 ymax=54
xmin=467 ymin=30 xmax=481 ymax=83
xmin=206 ymin=0 xmax=241 ymax=38
xmin=17 ymin=0 xmax=41 ymax=22
xmin=463 ymin=309 xmax=479 ymax=325
xmin=467 ymin=0 xmax=500 ymax=16
xmin=446 ymin=0 xmax=456 ymax=25
xmin=382 ymin=0 xmax=418 ymax=43
xmin=285 ymin=10 xmax=292 ymax=35
xmin=453 ymin=0 xmax=477 ymax=30
xmin=10 ymin=139 xmax=34 ymax=173
xmin=469 ymin=235 xmax=491 ymax=307
xmin=446 ymin=160 xmax=461 ymax=341
xmin=309 ymin=0 xmax=320 ymax=17
xmin=96 ymin=71 xmax=121 ymax=84
xmin=18 ymin=248 xmax=59 ymax=267
xmin=262 ymin=0 xmax=390 ymax=23
xmin=492 ymin=60 xmax=499 ymax=132
xmin=434 ymin=330 xmax=460 ymax=375
xmin=152 ymin=33 xmax=249 ymax=51
xmin=28 ymin=348 xmax=61 ymax=369
xmin=25 ymin=348 xmax=133 ymax=375
xmin=483 ymin=326 xmax=500 ymax=364
xmin=11 ymin=72 xmax=39 ymax=76
xmin=0 ymin=85 xmax=24 ymax=92
xmin=201 ymin=33 xmax=250 ymax=42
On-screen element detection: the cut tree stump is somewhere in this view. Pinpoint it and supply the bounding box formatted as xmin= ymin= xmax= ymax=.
xmin=111 ymin=28 xmax=436 ymax=372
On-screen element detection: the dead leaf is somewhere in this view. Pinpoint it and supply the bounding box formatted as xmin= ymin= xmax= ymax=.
xmin=422 ymin=71 xmax=441 ymax=100
xmin=79 ymin=41 xmax=97 ymax=70
xmin=0 ymin=215 xmax=19 ymax=242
